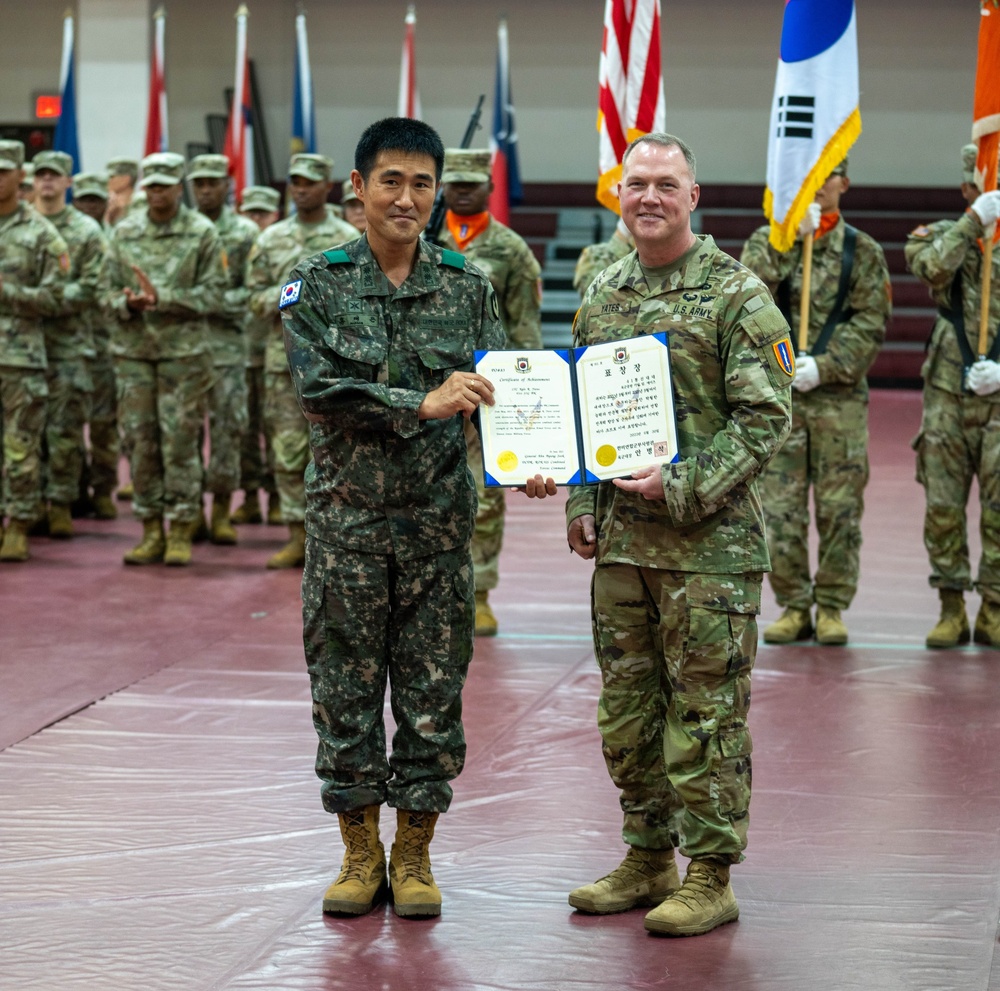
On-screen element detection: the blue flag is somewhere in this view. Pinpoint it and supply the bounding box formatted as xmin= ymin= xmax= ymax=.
xmin=291 ymin=11 xmax=315 ymax=155
xmin=52 ymin=14 xmax=80 ymax=171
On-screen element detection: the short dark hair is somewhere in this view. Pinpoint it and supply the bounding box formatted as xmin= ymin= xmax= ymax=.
xmin=354 ymin=117 xmax=445 ymax=182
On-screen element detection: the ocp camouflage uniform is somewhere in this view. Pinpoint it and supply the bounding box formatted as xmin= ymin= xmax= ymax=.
xmin=441 ymin=215 xmax=543 ymax=592
xmin=105 ymin=204 xmax=227 ymax=523
xmin=282 ymin=235 xmax=504 ymax=813
xmin=573 ymin=226 xmax=635 ymax=299
xmin=740 ymin=217 xmax=891 ymax=611
xmin=41 ymin=205 xmax=106 ymax=506
xmin=245 ymin=207 xmax=358 ymax=524
xmin=568 ymin=235 xmax=792 ymax=862
xmin=0 ymin=202 xmax=68 ymax=522
xmin=905 ymin=211 xmax=1000 ymax=604
xmin=204 ymin=206 xmax=257 ymax=498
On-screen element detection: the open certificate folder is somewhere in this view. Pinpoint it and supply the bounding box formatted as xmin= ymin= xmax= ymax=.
xmin=474 ymin=332 xmax=679 ymax=486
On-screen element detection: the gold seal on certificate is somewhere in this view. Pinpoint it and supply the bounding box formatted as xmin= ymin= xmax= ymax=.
xmin=474 ymin=333 xmax=679 ymax=487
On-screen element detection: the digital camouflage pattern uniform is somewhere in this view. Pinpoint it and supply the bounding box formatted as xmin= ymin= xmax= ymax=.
xmin=905 ymin=210 xmax=1000 ymax=604
xmin=573 ymin=225 xmax=635 ymax=299
xmin=568 ymin=235 xmax=792 ymax=862
xmin=204 ymin=205 xmax=258 ymax=498
xmin=740 ymin=217 xmax=891 ymax=611
xmin=441 ymin=213 xmax=543 ymax=592
xmin=0 ymin=198 xmax=68 ymax=522
xmin=281 ymin=235 xmax=505 ymax=814
xmin=245 ymin=207 xmax=358 ymax=525
xmin=105 ymin=203 xmax=227 ymax=524
xmin=41 ymin=205 xmax=106 ymax=506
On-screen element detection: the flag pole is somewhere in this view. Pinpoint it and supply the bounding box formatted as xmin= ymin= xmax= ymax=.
xmin=798 ymin=233 xmax=814 ymax=354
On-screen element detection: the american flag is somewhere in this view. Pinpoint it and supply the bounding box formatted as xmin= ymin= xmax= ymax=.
xmin=596 ymin=0 xmax=665 ymax=214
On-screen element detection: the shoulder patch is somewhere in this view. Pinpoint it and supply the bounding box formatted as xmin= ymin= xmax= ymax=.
xmin=489 ymin=289 xmax=500 ymax=320
xmin=773 ymin=338 xmax=795 ymax=377
xmin=439 ymin=249 xmax=466 ymax=271
xmin=909 ymin=225 xmax=932 ymax=239
xmin=279 ymin=280 xmax=302 ymax=309
xmin=323 ymin=248 xmax=351 ymax=265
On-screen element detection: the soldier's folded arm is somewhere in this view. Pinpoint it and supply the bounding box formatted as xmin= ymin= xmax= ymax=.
xmin=153 ymin=231 xmax=228 ymax=315
xmin=738 ymin=227 xmax=798 ymax=295
xmin=905 ymin=213 xmax=979 ymax=290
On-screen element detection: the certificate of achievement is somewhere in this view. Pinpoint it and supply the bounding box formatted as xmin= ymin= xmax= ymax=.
xmin=474 ymin=332 xmax=679 ymax=486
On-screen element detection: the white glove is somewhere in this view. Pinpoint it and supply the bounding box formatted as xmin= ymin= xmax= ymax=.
xmin=972 ymin=190 xmax=1000 ymax=227
xmin=966 ymin=358 xmax=1000 ymax=396
xmin=792 ymin=354 xmax=820 ymax=392
xmin=797 ymin=202 xmax=821 ymax=237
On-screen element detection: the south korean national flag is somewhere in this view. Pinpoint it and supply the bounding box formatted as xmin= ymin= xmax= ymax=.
xmin=279 ymin=280 xmax=302 ymax=309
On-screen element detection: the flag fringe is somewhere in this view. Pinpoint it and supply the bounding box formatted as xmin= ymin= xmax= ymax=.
xmin=764 ymin=107 xmax=862 ymax=252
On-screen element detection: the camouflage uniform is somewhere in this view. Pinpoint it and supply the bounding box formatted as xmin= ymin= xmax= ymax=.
xmin=568 ymin=235 xmax=792 ymax=861
xmin=204 ymin=205 xmax=257 ymax=498
xmin=0 ymin=152 xmax=68 ymax=523
xmin=245 ymin=207 xmax=357 ymax=525
xmin=40 ymin=203 xmax=106 ymax=506
xmin=905 ymin=210 xmax=1000 ymax=603
xmin=440 ymin=200 xmax=543 ymax=592
xmin=105 ymin=191 xmax=227 ymax=525
xmin=573 ymin=225 xmax=635 ymax=298
xmin=282 ymin=235 xmax=504 ymax=813
xmin=740 ymin=217 xmax=890 ymax=611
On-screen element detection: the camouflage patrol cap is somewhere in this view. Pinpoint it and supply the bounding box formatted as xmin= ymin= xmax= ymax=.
xmin=0 ymin=139 xmax=25 ymax=170
xmin=962 ymin=143 xmax=978 ymax=185
xmin=187 ymin=153 xmax=230 ymax=180
xmin=73 ymin=171 xmax=109 ymax=200
xmin=33 ymin=150 xmax=73 ymax=176
xmin=240 ymin=185 xmax=280 ymax=212
xmin=106 ymin=157 xmax=139 ymax=179
xmin=140 ymin=151 xmax=185 ymax=187
xmin=288 ymin=153 xmax=334 ymax=182
xmin=829 ymin=157 xmax=849 ymax=178
xmin=441 ymin=148 xmax=491 ymax=184
xmin=20 ymin=162 xmax=34 ymax=187
xmin=340 ymin=178 xmax=359 ymax=204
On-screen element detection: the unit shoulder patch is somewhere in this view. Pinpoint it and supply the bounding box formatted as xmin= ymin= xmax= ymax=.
xmin=773 ymin=337 xmax=795 ymax=377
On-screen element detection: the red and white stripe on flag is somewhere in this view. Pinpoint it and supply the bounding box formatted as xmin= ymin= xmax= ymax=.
xmin=596 ymin=0 xmax=665 ymax=214
xmin=397 ymin=5 xmax=422 ymax=120
xmin=763 ymin=1 xmax=861 ymax=252
xmin=974 ymin=0 xmax=1000 ymax=193
xmin=144 ymin=7 xmax=168 ymax=155
xmin=223 ymin=4 xmax=254 ymax=203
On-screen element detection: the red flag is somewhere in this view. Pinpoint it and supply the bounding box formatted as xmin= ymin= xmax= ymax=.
xmin=596 ymin=0 xmax=665 ymax=214
xmin=397 ymin=5 xmax=421 ymax=119
xmin=223 ymin=4 xmax=254 ymax=202
xmin=488 ymin=17 xmax=522 ymax=226
xmin=974 ymin=0 xmax=1000 ymax=192
xmin=143 ymin=6 xmax=168 ymax=155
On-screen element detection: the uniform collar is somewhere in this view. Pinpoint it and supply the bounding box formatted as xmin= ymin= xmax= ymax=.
xmin=349 ymin=234 xmax=445 ymax=298
xmin=616 ymin=234 xmax=718 ymax=294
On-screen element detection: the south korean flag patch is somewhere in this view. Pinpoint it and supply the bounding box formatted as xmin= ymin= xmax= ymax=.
xmin=279 ymin=280 xmax=302 ymax=309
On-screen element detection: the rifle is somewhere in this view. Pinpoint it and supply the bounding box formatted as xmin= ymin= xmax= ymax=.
xmin=423 ymin=94 xmax=486 ymax=245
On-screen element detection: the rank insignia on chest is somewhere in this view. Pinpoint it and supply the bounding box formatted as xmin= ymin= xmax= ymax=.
xmin=279 ymin=280 xmax=302 ymax=309
xmin=773 ymin=338 xmax=795 ymax=377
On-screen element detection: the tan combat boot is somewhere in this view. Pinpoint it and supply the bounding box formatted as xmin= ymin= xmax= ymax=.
xmin=974 ymin=600 xmax=1000 ymax=648
xmin=643 ymin=859 xmax=739 ymax=937
xmin=815 ymin=605 xmax=848 ymax=645
xmin=164 ymin=519 xmax=196 ymax=566
xmin=0 ymin=519 xmax=30 ymax=562
xmin=475 ymin=589 xmax=498 ymax=636
xmin=116 ymin=481 xmax=133 ymax=502
xmin=322 ymin=806 xmax=388 ymax=915
xmin=762 ymin=607 xmax=813 ymax=644
xmin=266 ymin=493 xmax=283 ymax=525
xmin=266 ymin=521 xmax=305 ymax=569
xmin=92 ymin=493 xmax=118 ymax=520
xmin=191 ymin=508 xmax=210 ymax=543
xmin=389 ymin=810 xmax=442 ymax=918
xmin=230 ymin=491 xmax=262 ymax=525
xmin=568 ymin=846 xmax=680 ymax=914
xmin=48 ymin=502 xmax=74 ymax=539
xmin=123 ymin=518 xmax=165 ymax=565
xmin=210 ymin=494 xmax=238 ymax=545
xmin=926 ymin=589 xmax=969 ymax=648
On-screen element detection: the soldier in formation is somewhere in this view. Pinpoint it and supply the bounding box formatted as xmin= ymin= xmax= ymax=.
xmin=437 ymin=147 xmax=543 ymax=635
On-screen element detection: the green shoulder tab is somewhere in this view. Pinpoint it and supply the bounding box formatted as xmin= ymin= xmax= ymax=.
xmin=323 ymin=249 xmax=351 ymax=265
xmin=439 ymin=249 xmax=466 ymax=271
